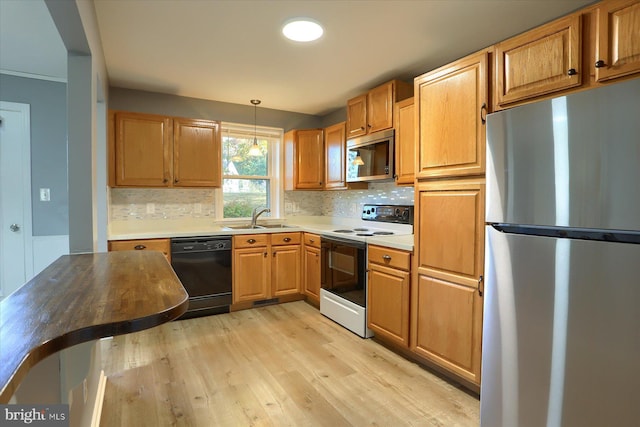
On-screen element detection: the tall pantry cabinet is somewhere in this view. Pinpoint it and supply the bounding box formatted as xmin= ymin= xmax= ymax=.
xmin=412 ymin=49 xmax=489 ymax=387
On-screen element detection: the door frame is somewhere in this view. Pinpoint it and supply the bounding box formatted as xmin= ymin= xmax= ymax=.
xmin=0 ymin=101 xmax=33 ymax=297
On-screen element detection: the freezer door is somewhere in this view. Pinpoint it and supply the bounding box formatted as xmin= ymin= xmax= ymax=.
xmin=486 ymin=78 xmax=640 ymax=231
xmin=481 ymin=226 xmax=640 ymax=427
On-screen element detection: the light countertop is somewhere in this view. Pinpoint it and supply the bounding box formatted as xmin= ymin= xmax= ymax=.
xmin=109 ymin=216 xmax=414 ymax=252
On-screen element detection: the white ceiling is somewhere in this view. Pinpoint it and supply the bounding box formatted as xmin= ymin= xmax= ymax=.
xmin=1 ymin=0 xmax=595 ymax=116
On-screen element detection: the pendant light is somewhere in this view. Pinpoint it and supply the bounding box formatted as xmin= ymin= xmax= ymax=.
xmin=352 ymin=150 xmax=365 ymax=166
xmin=248 ymin=99 xmax=262 ymax=156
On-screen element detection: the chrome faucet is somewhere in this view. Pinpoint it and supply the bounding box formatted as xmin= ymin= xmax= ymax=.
xmin=251 ymin=206 xmax=271 ymax=228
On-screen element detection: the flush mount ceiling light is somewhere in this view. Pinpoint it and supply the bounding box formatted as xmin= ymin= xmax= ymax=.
xmin=282 ymin=19 xmax=323 ymax=42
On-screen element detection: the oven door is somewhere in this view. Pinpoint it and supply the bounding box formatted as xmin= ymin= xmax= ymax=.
xmin=321 ymin=236 xmax=366 ymax=307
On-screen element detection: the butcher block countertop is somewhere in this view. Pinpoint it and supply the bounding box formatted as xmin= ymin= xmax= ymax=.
xmin=0 ymin=251 xmax=189 ymax=403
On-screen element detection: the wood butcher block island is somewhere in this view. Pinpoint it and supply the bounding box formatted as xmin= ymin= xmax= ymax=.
xmin=0 ymin=251 xmax=189 ymax=403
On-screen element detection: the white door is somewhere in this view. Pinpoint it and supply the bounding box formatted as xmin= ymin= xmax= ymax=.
xmin=0 ymin=101 xmax=32 ymax=299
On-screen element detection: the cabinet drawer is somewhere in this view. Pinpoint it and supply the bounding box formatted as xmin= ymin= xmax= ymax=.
xmin=368 ymin=245 xmax=411 ymax=271
xmin=304 ymin=233 xmax=321 ymax=248
xmin=271 ymin=232 xmax=301 ymax=246
xmin=108 ymin=238 xmax=171 ymax=261
xmin=233 ymin=234 xmax=269 ymax=249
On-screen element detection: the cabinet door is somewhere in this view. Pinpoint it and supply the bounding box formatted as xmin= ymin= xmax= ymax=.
xmin=412 ymin=274 xmax=483 ymax=384
xmin=595 ymin=0 xmax=640 ymax=82
xmin=296 ymin=129 xmax=324 ymax=189
xmin=303 ymin=245 xmax=321 ymax=305
xmin=324 ymin=122 xmax=347 ymax=190
xmin=412 ymin=178 xmax=485 ymax=385
xmin=272 ymin=245 xmax=301 ymax=297
xmin=416 ymin=179 xmax=485 ymax=287
xmin=113 ymin=111 xmax=171 ymax=187
xmin=367 ymin=263 xmax=410 ymax=348
xmin=232 ymin=247 xmax=270 ymax=303
xmin=346 ymin=94 xmax=367 ymax=138
xmin=394 ymin=97 xmax=415 ymax=185
xmin=415 ymin=51 xmax=488 ymax=178
xmin=173 ymin=118 xmax=221 ymax=187
xmin=494 ymin=14 xmax=581 ymax=108
xmin=367 ymin=81 xmax=394 ymax=133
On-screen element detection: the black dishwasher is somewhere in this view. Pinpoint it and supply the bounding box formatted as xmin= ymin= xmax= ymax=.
xmin=171 ymin=236 xmax=232 ymax=319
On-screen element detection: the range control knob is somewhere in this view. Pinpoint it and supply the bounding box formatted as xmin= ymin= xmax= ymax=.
xmin=395 ymin=208 xmax=401 ymax=216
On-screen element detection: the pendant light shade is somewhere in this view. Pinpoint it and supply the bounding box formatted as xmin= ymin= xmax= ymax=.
xmin=249 ymin=99 xmax=262 ymax=156
xmin=352 ymin=151 xmax=365 ymax=166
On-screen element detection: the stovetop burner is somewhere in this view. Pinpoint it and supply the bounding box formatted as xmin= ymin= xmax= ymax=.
xmin=332 ymin=229 xmax=395 ymax=236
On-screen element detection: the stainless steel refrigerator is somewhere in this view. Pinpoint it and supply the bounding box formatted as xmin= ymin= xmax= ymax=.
xmin=482 ymin=78 xmax=640 ymax=427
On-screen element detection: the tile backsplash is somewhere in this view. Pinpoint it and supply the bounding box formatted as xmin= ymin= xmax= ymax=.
xmin=110 ymin=182 xmax=413 ymax=221
xmin=284 ymin=182 xmax=414 ymax=217
xmin=110 ymin=188 xmax=216 ymax=220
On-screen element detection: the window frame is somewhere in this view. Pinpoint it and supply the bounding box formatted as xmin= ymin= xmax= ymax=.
xmin=215 ymin=122 xmax=283 ymax=221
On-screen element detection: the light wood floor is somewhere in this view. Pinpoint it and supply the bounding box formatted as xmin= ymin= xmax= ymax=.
xmin=100 ymin=301 xmax=479 ymax=426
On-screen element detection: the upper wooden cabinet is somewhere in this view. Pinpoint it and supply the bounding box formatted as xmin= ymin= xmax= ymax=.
xmin=595 ymin=0 xmax=640 ymax=82
xmin=324 ymin=122 xmax=347 ymax=190
xmin=415 ymin=51 xmax=489 ymax=179
xmin=494 ymin=15 xmax=582 ymax=108
xmin=173 ymin=118 xmax=222 ymax=187
xmin=109 ymin=111 xmax=221 ymax=188
xmin=346 ymin=80 xmax=413 ymax=138
xmin=394 ymin=97 xmax=415 ymax=185
xmin=284 ymin=128 xmax=324 ymax=190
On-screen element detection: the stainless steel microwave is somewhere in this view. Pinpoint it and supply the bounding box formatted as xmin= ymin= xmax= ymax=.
xmin=346 ymin=129 xmax=394 ymax=182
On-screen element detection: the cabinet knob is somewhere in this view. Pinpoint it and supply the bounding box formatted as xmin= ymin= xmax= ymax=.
xmin=264 ymin=252 xmax=268 ymax=257
xmin=360 ymin=126 xmax=365 ymax=131
xmin=382 ymin=255 xmax=392 ymax=261
xmin=134 ymin=245 xmax=146 ymax=250
xmin=283 ymin=237 xmax=291 ymax=242
xmin=309 ymin=239 xmax=315 ymax=243
xmin=247 ymin=239 xmax=256 ymax=244
xmin=273 ymin=252 xmax=276 ymax=257
xmin=567 ymin=68 xmax=577 ymax=76
xmin=595 ymin=60 xmax=606 ymax=68
xmin=174 ymin=178 xmax=179 ymax=183
xmin=163 ymin=178 xmax=168 ymax=183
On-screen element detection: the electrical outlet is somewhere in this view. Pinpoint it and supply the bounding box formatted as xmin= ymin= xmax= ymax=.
xmin=39 ymin=188 xmax=50 ymax=201
xmin=285 ymin=202 xmax=293 ymax=212
xmin=194 ymin=203 xmax=202 ymax=214
xmin=146 ymin=203 xmax=155 ymax=214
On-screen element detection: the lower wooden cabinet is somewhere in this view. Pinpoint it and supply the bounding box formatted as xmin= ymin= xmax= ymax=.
xmin=412 ymin=177 xmax=485 ymax=386
xmin=367 ymin=245 xmax=411 ymax=348
xmin=108 ymin=238 xmax=171 ymax=263
xmin=411 ymin=274 xmax=483 ymax=385
xmin=232 ymin=233 xmax=302 ymax=304
xmin=302 ymin=233 xmax=321 ymax=305
xmin=272 ymin=241 xmax=302 ymax=298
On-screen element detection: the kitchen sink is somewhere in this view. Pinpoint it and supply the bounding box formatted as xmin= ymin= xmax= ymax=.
xmin=222 ymin=224 xmax=295 ymax=230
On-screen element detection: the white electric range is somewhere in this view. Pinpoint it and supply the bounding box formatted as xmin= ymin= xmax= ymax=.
xmin=319 ymin=204 xmax=413 ymax=337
